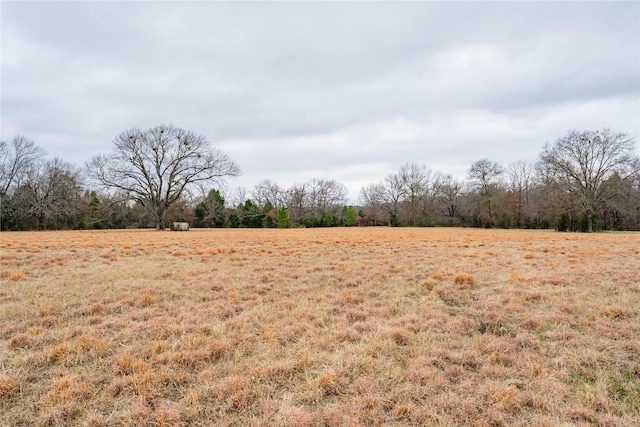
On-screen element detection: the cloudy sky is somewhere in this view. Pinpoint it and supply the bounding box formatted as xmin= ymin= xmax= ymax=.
xmin=2 ymin=1 xmax=639 ymax=202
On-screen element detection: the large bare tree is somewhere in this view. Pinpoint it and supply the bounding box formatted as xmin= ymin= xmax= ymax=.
xmin=468 ymin=158 xmax=505 ymax=227
xmin=87 ymin=125 xmax=240 ymax=229
xmin=398 ymin=163 xmax=429 ymax=226
xmin=1 ymin=135 xmax=46 ymax=201
xmin=539 ymin=129 xmax=638 ymax=232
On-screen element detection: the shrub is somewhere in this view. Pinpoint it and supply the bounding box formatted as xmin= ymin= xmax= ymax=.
xmin=416 ymin=218 xmax=438 ymax=227
xmin=498 ymin=211 xmax=511 ymax=228
xmin=321 ymin=211 xmax=337 ymax=227
xmin=557 ymin=212 xmax=569 ymax=232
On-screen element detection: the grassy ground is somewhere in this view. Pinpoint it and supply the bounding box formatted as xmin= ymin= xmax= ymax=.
xmin=1 ymin=227 xmax=639 ymax=426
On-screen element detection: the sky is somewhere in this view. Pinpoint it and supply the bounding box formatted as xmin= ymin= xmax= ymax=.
xmin=2 ymin=1 xmax=639 ymax=203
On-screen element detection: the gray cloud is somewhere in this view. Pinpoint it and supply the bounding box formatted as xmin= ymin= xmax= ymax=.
xmin=2 ymin=1 xmax=638 ymax=201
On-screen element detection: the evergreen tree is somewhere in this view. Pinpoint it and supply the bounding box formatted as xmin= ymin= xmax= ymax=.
xmin=343 ymin=205 xmax=356 ymax=226
xmin=277 ymin=206 xmax=289 ymax=228
xmin=242 ymin=199 xmax=263 ymax=228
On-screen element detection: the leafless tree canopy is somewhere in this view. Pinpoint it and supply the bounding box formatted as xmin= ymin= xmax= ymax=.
xmin=285 ymin=179 xmax=348 ymax=220
xmin=2 ymin=127 xmax=638 ymax=231
xmin=539 ymin=128 xmax=637 ymax=232
xmin=251 ymin=180 xmax=287 ymax=209
xmin=358 ymin=183 xmax=385 ymax=226
xmin=4 ymin=157 xmax=81 ymax=230
xmin=467 ymin=158 xmax=505 ymax=227
xmin=507 ymin=161 xmax=534 ymax=226
xmin=399 ymin=163 xmax=429 ymax=226
xmin=0 ymin=135 xmax=46 ymax=198
xmin=86 ymin=125 xmax=240 ymax=229
xmin=468 ymin=158 xmax=505 ymax=194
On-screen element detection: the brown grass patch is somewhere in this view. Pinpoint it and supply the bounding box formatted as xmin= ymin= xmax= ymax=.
xmin=601 ymin=305 xmax=629 ymax=319
xmin=0 ymin=375 xmax=18 ymax=399
xmin=454 ymin=272 xmax=476 ymax=288
xmin=43 ymin=375 xmax=92 ymax=406
xmin=381 ymin=327 xmax=414 ymax=345
xmin=1 ymin=228 xmax=639 ymax=425
xmin=7 ymin=271 xmax=26 ymax=281
xmin=420 ymin=277 xmax=439 ymax=289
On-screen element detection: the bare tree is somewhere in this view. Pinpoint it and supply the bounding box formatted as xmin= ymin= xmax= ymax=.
xmin=251 ymin=179 xmax=286 ymax=209
xmin=44 ymin=158 xmax=84 ymax=229
xmin=621 ymin=158 xmax=640 ymax=230
xmin=539 ymin=128 xmax=638 ymax=232
xmin=286 ymin=183 xmax=307 ymax=223
xmin=0 ymin=136 xmax=46 ymax=221
xmin=438 ymin=175 xmax=462 ymax=225
xmin=398 ymin=163 xmax=429 ymax=226
xmin=306 ymin=178 xmax=348 ymax=217
xmin=381 ymin=173 xmax=406 ymax=226
xmin=419 ymin=170 xmax=445 ymax=222
xmin=86 ymin=125 xmax=240 ymax=229
xmin=282 ymin=179 xmax=347 ymax=225
xmin=506 ymin=161 xmax=534 ymax=227
xmin=358 ymin=183 xmax=386 ymax=225
xmin=9 ymin=158 xmax=82 ymax=230
xmin=228 ymin=186 xmax=248 ymax=209
xmin=532 ymin=160 xmax=573 ymax=229
xmin=468 ymin=158 xmax=505 ymax=227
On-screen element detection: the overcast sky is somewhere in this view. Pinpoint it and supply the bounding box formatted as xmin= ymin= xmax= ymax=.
xmin=2 ymin=1 xmax=639 ymax=202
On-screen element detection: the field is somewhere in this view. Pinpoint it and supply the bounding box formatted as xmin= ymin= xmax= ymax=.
xmin=1 ymin=228 xmax=639 ymax=426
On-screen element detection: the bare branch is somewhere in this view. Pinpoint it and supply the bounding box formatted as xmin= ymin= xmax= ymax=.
xmin=86 ymin=125 xmax=240 ymax=229
xmin=538 ymin=128 xmax=638 ymax=231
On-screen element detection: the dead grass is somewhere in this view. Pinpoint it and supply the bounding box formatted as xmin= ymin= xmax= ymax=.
xmin=1 ymin=227 xmax=639 ymax=425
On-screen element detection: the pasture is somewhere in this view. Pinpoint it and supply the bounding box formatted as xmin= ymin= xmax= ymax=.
xmin=1 ymin=228 xmax=639 ymax=426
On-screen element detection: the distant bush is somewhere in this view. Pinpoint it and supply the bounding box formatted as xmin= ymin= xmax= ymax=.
xmin=416 ymin=218 xmax=437 ymax=227
xmin=342 ymin=206 xmax=356 ymax=227
xmin=498 ymin=212 xmax=511 ymax=229
xmin=557 ymin=213 xmax=569 ymax=232
xmin=321 ymin=211 xmax=337 ymax=227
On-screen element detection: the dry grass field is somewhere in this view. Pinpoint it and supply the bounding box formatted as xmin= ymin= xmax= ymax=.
xmin=1 ymin=227 xmax=639 ymax=426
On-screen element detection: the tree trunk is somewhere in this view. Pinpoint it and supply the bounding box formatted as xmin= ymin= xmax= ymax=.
xmin=156 ymin=206 xmax=167 ymax=230
xmin=487 ymin=197 xmax=493 ymax=227
xmin=38 ymin=214 xmax=46 ymax=231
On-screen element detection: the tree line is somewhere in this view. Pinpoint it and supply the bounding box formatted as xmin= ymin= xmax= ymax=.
xmin=1 ymin=126 xmax=638 ymax=232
